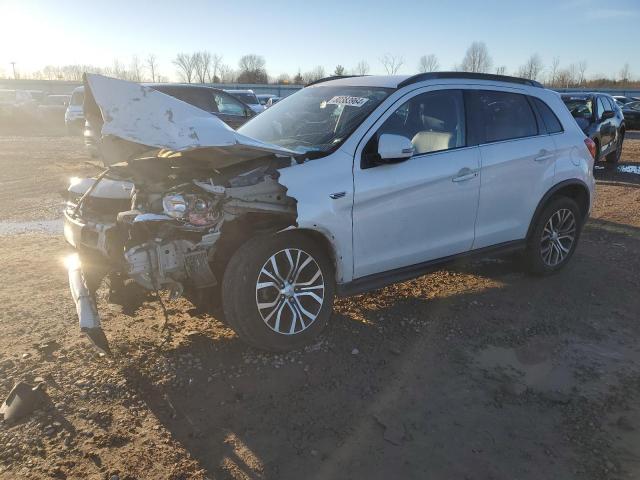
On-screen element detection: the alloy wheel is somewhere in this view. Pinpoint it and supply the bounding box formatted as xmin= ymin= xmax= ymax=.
xmin=255 ymin=248 xmax=325 ymax=335
xmin=540 ymin=208 xmax=576 ymax=267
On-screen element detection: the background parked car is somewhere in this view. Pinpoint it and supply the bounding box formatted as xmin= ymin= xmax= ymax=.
xmin=621 ymin=101 xmax=640 ymax=130
xmin=256 ymin=93 xmax=277 ymax=106
xmin=224 ymin=89 xmax=265 ymax=113
xmin=561 ymin=93 xmax=625 ymax=163
xmin=612 ymin=95 xmax=635 ymax=106
xmin=65 ymin=86 xmax=85 ymax=135
xmin=84 ymin=83 xmax=255 ymax=158
xmin=37 ymin=94 xmax=70 ymax=124
xmin=266 ymin=96 xmax=281 ymax=107
xmin=0 ymin=89 xmax=37 ymax=123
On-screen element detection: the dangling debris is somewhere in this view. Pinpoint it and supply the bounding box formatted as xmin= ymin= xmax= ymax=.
xmin=0 ymin=381 xmax=49 ymax=424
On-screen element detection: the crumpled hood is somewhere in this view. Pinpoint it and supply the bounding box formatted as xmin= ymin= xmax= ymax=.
xmin=83 ymin=74 xmax=296 ymax=167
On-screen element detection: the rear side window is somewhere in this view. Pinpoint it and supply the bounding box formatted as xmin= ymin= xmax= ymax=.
xmin=531 ymin=97 xmax=563 ymax=134
xmin=596 ymin=98 xmax=606 ymax=118
xmin=470 ymin=90 xmax=538 ymax=143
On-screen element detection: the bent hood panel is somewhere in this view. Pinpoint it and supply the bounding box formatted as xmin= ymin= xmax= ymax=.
xmin=83 ymin=74 xmax=296 ymax=167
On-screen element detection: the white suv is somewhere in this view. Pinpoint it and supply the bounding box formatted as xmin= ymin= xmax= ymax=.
xmin=64 ymin=73 xmax=596 ymax=353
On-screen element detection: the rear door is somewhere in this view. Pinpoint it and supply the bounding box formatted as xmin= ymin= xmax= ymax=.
xmin=469 ymin=89 xmax=557 ymax=248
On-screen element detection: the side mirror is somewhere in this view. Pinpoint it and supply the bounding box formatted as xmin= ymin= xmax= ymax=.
xmin=378 ymin=134 xmax=414 ymax=161
xmin=245 ymin=108 xmax=253 ymax=117
xmin=601 ymin=110 xmax=615 ymax=121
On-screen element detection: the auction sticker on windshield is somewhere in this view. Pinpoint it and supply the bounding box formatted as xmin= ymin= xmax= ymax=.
xmin=326 ymin=96 xmax=369 ymax=107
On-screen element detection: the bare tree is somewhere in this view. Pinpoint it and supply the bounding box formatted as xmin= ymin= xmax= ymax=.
xmin=218 ymin=64 xmax=235 ymax=83
xmin=549 ymin=56 xmax=560 ymax=87
xmin=146 ymin=54 xmax=158 ymax=82
xmin=577 ymin=60 xmax=588 ymax=86
xmin=417 ymin=54 xmax=439 ymax=73
xmin=194 ymin=51 xmax=212 ymax=83
xmin=303 ymin=66 xmax=326 ymax=84
xmin=380 ymin=53 xmax=404 ymax=75
xmin=293 ymin=69 xmax=304 ymax=84
xmin=568 ymin=63 xmax=578 ymax=87
xmin=110 ymin=59 xmax=128 ymax=80
xmin=173 ymin=53 xmax=196 ymax=83
xmin=129 ymin=55 xmax=144 ymax=82
xmin=459 ymin=41 xmax=492 ymax=73
xmin=276 ymin=73 xmax=291 ymax=84
xmin=495 ymin=66 xmax=507 ymax=75
xmin=619 ymin=63 xmax=631 ymax=83
xmin=237 ymin=54 xmax=267 ymax=83
xmin=209 ymin=54 xmax=223 ymax=82
xmin=353 ymin=60 xmax=370 ymax=76
xmin=517 ymin=53 xmax=544 ymax=80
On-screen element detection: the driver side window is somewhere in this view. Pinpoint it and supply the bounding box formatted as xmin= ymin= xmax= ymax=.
xmin=378 ymin=90 xmax=466 ymax=156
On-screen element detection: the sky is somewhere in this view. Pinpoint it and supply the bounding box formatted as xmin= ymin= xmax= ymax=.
xmin=0 ymin=0 xmax=638 ymax=80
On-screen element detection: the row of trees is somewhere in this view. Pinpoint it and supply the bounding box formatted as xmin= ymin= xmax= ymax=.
xmin=5 ymin=42 xmax=637 ymax=88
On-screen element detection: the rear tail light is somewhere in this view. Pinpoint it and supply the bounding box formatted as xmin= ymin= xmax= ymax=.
xmin=584 ymin=138 xmax=597 ymax=160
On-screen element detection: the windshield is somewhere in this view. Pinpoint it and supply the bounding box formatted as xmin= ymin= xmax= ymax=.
xmin=562 ymin=97 xmax=593 ymax=119
xmin=238 ymin=85 xmax=392 ymax=155
xmin=625 ymin=101 xmax=640 ymax=111
xmin=229 ymin=92 xmax=259 ymax=105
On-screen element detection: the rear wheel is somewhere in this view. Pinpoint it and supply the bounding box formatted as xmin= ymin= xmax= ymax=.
xmin=606 ymin=130 xmax=624 ymax=163
xmin=222 ymin=231 xmax=335 ymax=351
xmin=525 ymin=196 xmax=582 ymax=275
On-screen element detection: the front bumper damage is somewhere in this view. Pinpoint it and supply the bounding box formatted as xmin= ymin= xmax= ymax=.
xmin=66 ymin=253 xmax=110 ymax=355
xmin=64 ymin=74 xmax=300 ymax=354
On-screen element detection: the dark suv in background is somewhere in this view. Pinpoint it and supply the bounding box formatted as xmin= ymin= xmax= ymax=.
xmin=561 ymin=93 xmax=625 ymax=163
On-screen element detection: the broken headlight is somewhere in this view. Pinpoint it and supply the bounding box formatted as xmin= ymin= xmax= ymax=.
xmin=162 ymin=193 xmax=220 ymax=227
xmin=162 ymin=194 xmax=188 ymax=219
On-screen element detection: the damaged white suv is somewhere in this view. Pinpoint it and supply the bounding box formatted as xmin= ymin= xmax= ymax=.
xmin=64 ymin=73 xmax=596 ymax=353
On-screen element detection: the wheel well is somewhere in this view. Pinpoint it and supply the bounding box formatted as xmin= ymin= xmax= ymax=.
xmin=527 ymin=182 xmax=590 ymax=239
xmin=295 ymin=228 xmax=339 ymax=276
xmin=211 ymin=213 xmax=296 ymax=283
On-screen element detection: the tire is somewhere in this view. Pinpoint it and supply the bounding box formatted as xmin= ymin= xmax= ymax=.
xmin=524 ymin=196 xmax=582 ymax=275
xmin=606 ymin=130 xmax=624 ymax=163
xmin=222 ymin=231 xmax=335 ymax=351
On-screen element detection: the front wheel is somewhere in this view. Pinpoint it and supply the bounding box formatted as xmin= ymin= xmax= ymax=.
xmin=222 ymin=231 xmax=335 ymax=351
xmin=525 ymin=197 xmax=582 ymax=275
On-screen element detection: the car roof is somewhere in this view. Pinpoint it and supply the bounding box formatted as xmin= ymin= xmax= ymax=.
xmin=308 ymin=72 xmax=544 ymax=89
xmin=225 ymin=89 xmax=255 ymax=94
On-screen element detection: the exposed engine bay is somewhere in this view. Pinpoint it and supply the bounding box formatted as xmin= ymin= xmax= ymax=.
xmin=65 ymin=154 xmax=298 ymax=353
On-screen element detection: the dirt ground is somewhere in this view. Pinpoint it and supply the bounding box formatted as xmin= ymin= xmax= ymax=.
xmin=1 ymin=133 xmax=640 ymax=480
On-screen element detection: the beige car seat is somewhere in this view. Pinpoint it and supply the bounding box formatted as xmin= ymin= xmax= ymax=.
xmin=411 ymin=131 xmax=453 ymax=155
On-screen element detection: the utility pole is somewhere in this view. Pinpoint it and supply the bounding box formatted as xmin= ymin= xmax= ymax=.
xmin=10 ymin=62 xmax=17 ymax=79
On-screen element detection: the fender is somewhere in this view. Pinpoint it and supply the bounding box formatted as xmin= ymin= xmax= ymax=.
xmin=525 ymin=179 xmax=590 ymax=240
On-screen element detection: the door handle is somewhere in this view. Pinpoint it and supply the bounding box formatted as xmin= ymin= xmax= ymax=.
xmin=452 ymin=168 xmax=478 ymax=182
xmin=535 ymin=149 xmax=555 ymax=162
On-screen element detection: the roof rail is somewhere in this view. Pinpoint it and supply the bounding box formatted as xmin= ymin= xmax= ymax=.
xmin=397 ymin=72 xmax=543 ymax=89
xmin=305 ymin=75 xmax=365 ymax=87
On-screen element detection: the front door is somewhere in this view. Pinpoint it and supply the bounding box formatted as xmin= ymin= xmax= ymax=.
xmin=352 ymin=88 xmax=481 ymax=278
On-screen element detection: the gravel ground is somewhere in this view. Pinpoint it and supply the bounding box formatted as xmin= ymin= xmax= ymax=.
xmin=1 ymin=134 xmax=640 ymax=480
